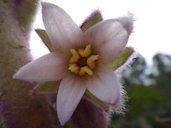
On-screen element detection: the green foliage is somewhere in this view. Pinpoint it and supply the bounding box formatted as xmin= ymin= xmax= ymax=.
xmin=127 ymin=85 xmax=165 ymax=117
xmin=122 ymin=55 xmax=147 ymax=85
xmin=109 ymin=53 xmax=171 ymax=128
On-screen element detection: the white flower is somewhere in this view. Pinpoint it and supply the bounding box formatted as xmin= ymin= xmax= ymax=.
xmin=13 ymin=2 xmax=133 ymax=125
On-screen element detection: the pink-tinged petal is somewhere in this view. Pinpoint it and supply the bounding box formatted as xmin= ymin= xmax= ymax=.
xmin=57 ymin=74 xmax=86 ymax=125
xmin=42 ymin=2 xmax=83 ymax=50
xmin=13 ymin=53 xmax=67 ymax=82
xmin=85 ymin=18 xmax=133 ymax=63
xmin=87 ymin=65 xmax=121 ymax=104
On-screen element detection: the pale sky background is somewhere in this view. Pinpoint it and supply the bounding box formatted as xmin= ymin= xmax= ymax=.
xmin=30 ymin=0 xmax=171 ymax=64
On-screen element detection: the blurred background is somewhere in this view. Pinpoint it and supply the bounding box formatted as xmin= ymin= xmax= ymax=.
xmin=109 ymin=53 xmax=171 ymax=128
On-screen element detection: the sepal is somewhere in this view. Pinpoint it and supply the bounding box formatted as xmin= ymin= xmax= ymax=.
xmin=110 ymin=47 xmax=134 ymax=70
xmin=85 ymin=90 xmax=110 ymax=111
xmin=81 ymin=10 xmax=103 ymax=32
xmin=33 ymin=81 xmax=60 ymax=94
xmin=35 ymin=29 xmax=53 ymax=51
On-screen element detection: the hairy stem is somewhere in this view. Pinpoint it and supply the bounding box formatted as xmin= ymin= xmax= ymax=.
xmin=0 ymin=0 xmax=60 ymax=128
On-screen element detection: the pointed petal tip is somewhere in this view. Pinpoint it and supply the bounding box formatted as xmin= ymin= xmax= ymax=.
xmin=41 ymin=2 xmax=56 ymax=12
xmin=41 ymin=1 xmax=45 ymax=5
xmin=13 ymin=70 xmax=24 ymax=80
xmin=58 ymin=114 xmax=69 ymax=126
xmin=41 ymin=1 xmax=83 ymax=50
xmin=12 ymin=70 xmax=28 ymax=82
xmin=57 ymin=102 xmax=69 ymax=125
xmin=58 ymin=115 xmax=65 ymax=126
xmin=41 ymin=2 xmax=60 ymax=14
xmin=12 ymin=69 xmax=26 ymax=81
xmin=57 ymin=75 xmax=86 ymax=126
xmin=12 ymin=72 xmax=18 ymax=79
xmin=117 ymin=15 xmax=134 ymax=35
xmin=41 ymin=2 xmax=49 ymax=9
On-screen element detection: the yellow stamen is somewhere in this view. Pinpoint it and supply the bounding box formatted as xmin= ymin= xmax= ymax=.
xmin=70 ymin=49 xmax=80 ymax=63
xmin=87 ymin=55 xmax=99 ymax=69
xmin=79 ymin=66 xmax=93 ymax=76
xmin=68 ymin=44 xmax=99 ymax=76
xmin=78 ymin=44 xmax=91 ymax=57
xmin=68 ymin=64 xmax=79 ymax=74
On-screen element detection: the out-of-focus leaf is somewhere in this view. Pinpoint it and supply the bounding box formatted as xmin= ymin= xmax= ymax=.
xmin=110 ymin=47 xmax=134 ymax=70
xmin=80 ymin=10 xmax=103 ymax=32
xmin=33 ymin=81 xmax=60 ymax=94
xmin=127 ymin=85 xmax=165 ymax=117
xmin=35 ymin=29 xmax=52 ymax=51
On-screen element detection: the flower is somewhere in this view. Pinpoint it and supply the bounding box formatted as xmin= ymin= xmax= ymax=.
xmin=13 ymin=2 xmax=133 ymax=125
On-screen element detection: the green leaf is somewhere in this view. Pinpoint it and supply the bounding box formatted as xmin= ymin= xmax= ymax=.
xmin=110 ymin=47 xmax=134 ymax=70
xmin=85 ymin=90 xmax=110 ymax=111
xmin=80 ymin=10 xmax=103 ymax=32
xmin=33 ymin=81 xmax=60 ymax=94
xmin=35 ymin=29 xmax=52 ymax=51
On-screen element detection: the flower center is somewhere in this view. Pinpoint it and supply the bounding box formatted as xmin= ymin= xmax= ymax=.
xmin=68 ymin=44 xmax=99 ymax=76
xmin=77 ymin=57 xmax=87 ymax=67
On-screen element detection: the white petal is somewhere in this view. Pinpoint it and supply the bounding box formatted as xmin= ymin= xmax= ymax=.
xmin=13 ymin=53 xmax=67 ymax=82
xmin=87 ymin=65 xmax=121 ymax=104
xmin=85 ymin=19 xmax=131 ymax=63
xmin=42 ymin=2 xmax=83 ymax=50
xmin=57 ymin=74 xmax=86 ymax=125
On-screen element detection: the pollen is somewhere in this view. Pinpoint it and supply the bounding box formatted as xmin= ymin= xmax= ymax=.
xmin=68 ymin=44 xmax=99 ymax=76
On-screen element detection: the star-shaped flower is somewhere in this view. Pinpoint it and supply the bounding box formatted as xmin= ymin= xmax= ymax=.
xmin=13 ymin=2 xmax=133 ymax=125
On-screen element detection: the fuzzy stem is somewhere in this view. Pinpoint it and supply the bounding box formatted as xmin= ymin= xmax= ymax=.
xmin=0 ymin=1 xmax=60 ymax=128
